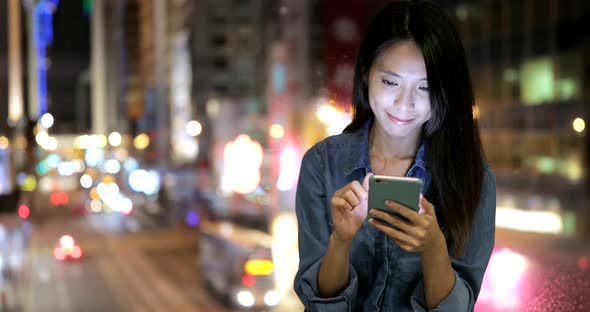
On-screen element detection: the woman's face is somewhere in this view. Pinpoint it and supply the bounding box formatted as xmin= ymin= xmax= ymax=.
xmin=368 ymin=40 xmax=431 ymax=139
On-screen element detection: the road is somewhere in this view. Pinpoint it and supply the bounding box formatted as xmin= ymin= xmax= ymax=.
xmin=20 ymin=212 xmax=303 ymax=312
xmin=475 ymin=229 xmax=590 ymax=312
xmin=12 ymin=210 xmax=590 ymax=312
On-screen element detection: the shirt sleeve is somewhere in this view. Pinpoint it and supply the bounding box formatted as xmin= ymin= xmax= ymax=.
xmin=293 ymin=144 xmax=359 ymax=312
xmin=411 ymin=167 xmax=496 ymax=312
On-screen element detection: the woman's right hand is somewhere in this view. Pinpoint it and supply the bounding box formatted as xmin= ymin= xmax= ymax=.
xmin=330 ymin=173 xmax=372 ymax=244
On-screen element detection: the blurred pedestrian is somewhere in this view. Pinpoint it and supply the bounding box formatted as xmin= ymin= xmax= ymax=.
xmin=294 ymin=1 xmax=496 ymax=311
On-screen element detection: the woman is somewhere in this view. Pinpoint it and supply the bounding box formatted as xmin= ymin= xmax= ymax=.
xmin=294 ymin=1 xmax=496 ymax=311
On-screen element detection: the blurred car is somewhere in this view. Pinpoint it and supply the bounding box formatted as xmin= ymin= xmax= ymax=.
xmin=200 ymin=220 xmax=280 ymax=309
xmin=53 ymin=235 xmax=83 ymax=261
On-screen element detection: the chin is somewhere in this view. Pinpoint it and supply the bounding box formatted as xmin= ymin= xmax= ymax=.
xmin=385 ymin=126 xmax=421 ymax=138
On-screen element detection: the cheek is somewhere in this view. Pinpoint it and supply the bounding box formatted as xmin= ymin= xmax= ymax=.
xmin=369 ymin=88 xmax=396 ymax=108
xmin=417 ymin=100 xmax=432 ymax=120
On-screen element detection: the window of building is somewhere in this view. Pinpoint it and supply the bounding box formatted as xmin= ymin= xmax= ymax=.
xmin=211 ymin=35 xmax=227 ymax=47
xmin=519 ymin=53 xmax=582 ymax=105
xmin=489 ymin=1 xmax=503 ymax=34
xmin=531 ymin=29 xmax=549 ymax=56
xmin=454 ymin=5 xmax=470 ymax=42
xmin=510 ymin=31 xmax=524 ymax=61
xmin=490 ymin=34 xmax=504 ymax=62
xmin=558 ymin=0 xmax=573 ymax=20
xmin=467 ymin=5 xmax=483 ymax=39
xmin=214 ymin=84 xmax=228 ymax=94
xmin=556 ymin=52 xmax=582 ymax=101
xmin=520 ymin=57 xmax=555 ymax=105
xmin=556 ymin=19 xmax=582 ymax=51
xmin=532 ymin=0 xmax=550 ymax=28
xmin=509 ymin=0 xmax=524 ymax=30
xmin=468 ymin=42 xmax=483 ymax=67
xmin=214 ymin=57 xmax=228 ymax=70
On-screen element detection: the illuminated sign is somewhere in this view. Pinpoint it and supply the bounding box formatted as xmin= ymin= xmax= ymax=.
xmin=33 ymin=0 xmax=59 ymax=117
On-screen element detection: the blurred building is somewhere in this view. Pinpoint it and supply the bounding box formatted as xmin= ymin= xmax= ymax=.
xmin=0 ymin=1 xmax=10 ymax=136
xmin=188 ymin=0 xmax=275 ymax=171
xmin=1 ymin=1 xmax=89 ymax=138
xmin=439 ymin=0 xmax=589 ymax=238
xmin=96 ymin=0 xmax=198 ymax=166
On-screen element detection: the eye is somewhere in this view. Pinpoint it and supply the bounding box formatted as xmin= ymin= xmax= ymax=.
xmin=418 ymin=86 xmax=429 ymax=92
xmin=381 ymin=79 xmax=397 ymax=87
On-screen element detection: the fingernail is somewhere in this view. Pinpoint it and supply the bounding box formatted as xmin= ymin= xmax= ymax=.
xmin=385 ymin=200 xmax=391 ymax=204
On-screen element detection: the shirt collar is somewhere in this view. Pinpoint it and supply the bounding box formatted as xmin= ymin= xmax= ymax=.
xmin=343 ymin=117 xmax=429 ymax=176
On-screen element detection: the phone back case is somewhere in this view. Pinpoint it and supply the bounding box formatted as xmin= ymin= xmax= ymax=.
xmin=367 ymin=175 xmax=422 ymax=221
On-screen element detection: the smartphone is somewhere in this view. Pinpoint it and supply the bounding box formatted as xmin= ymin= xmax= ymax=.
xmin=367 ymin=175 xmax=422 ymax=222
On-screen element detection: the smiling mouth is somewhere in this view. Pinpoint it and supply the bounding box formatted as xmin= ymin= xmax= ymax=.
xmin=387 ymin=113 xmax=415 ymax=125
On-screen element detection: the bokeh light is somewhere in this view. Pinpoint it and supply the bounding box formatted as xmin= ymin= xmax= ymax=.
xmin=80 ymin=174 xmax=93 ymax=188
xmin=185 ymin=120 xmax=203 ymax=136
xmin=134 ymin=133 xmax=150 ymax=150
xmin=108 ymin=132 xmax=122 ymax=147
xmin=18 ymin=205 xmax=30 ymax=219
xmin=572 ymin=117 xmax=585 ymax=133
xmin=316 ymin=104 xmax=337 ymax=124
xmin=40 ymin=112 xmax=54 ymax=128
xmin=269 ymin=124 xmax=285 ymax=139
xmin=0 ymin=136 xmax=9 ymax=149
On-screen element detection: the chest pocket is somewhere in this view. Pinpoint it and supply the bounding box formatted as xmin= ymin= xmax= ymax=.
xmin=393 ymin=250 xmax=422 ymax=286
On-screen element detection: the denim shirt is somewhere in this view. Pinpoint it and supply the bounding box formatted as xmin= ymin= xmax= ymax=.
xmin=294 ymin=118 xmax=496 ymax=312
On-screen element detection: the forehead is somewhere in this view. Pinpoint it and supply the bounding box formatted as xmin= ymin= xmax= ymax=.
xmin=373 ymin=41 xmax=427 ymax=74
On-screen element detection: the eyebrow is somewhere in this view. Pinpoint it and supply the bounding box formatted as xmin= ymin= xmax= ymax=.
xmin=378 ymin=69 xmax=427 ymax=81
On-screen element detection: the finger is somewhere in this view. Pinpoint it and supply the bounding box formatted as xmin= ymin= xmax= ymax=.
xmin=370 ymin=209 xmax=426 ymax=239
xmin=369 ymin=209 xmax=416 ymax=235
xmin=369 ymin=218 xmax=420 ymax=247
xmin=419 ymin=194 xmax=436 ymax=216
xmin=385 ymin=200 xmax=421 ymax=223
xmin=342 ymin=189 xmax=361 ymax=208
xmin=350 ymin=181 xmax=368 ymax=202
xmin=331 ymin=197 xmax=352 ymax=211
xmin=393 ymin=241 xmax=416 ymax=253
xmin=362 ymin=172 xmax=373 ymax=190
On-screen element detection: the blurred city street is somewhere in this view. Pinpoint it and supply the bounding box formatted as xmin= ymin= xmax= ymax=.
xmin=0 ymin=0 xmax=589 ymax=311
xmin=9 ymin=212 xmax=589 ymax=312
xmin=18 ymin=209 xmax=303 ymax=312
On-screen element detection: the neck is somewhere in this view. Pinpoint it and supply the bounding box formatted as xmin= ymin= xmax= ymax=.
xmin=369 ymin=124 xmax=422 ymax=160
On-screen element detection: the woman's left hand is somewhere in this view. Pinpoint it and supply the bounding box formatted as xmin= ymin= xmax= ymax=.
xmin=368 ymin=195 xmax=445 ymax=254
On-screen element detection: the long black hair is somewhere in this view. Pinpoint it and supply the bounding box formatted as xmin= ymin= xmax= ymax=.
xmin=344 ymin=0 xmax=484 ymax=256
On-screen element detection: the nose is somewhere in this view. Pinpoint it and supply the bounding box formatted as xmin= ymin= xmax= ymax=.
xmin=394 ymin=86 xmax=414 ymax=109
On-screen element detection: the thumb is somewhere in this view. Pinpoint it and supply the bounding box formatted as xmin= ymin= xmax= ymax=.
xmin=362 ymin=172 xmax=373 ymax=190
xmin=419 ymin=194 xmax=436 ymax=216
